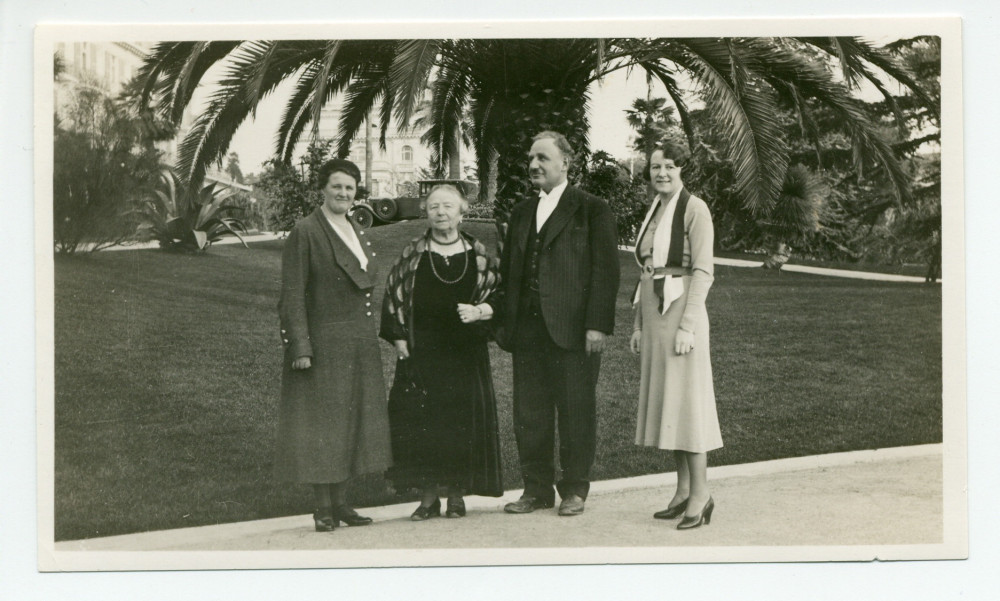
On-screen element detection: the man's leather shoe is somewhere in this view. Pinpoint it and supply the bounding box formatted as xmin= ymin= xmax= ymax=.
xmin=503 ymin=496 xmax=554 ymax=514
xmin=558 ymin=495 xmax=586 ymax=516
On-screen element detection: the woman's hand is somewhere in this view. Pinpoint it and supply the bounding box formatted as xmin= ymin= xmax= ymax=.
xmin=292 ymin=356 xmax=312 ymax=370
xmin=394 ymin=340 xmax=410 ymax=360
xmin=674 ymin=329 xmax=695 ymax=355
xmin=630 ymin=330 xmax=642 ymax=355
xmin=457 ymin=303 xmax=483 ymax=323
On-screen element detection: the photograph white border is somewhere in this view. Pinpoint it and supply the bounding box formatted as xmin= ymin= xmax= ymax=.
xmin=6 ymin=0 xmax=994 ymax=596
xmin=32 ymin=15 xmax=966 ymax=572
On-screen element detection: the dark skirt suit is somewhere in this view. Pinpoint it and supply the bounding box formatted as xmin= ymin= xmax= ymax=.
xmin=274 ymin=209 xmax=391 ymax=483
xmin=379 ymin=232 xmax=503 ymax=497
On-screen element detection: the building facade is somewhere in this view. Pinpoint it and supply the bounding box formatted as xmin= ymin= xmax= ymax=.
xmin=54 ymin=41 xmax=150 ymax=97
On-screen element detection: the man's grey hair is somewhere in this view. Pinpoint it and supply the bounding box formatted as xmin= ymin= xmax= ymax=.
xmin=532 ymin=130 xmax=574 ymax=165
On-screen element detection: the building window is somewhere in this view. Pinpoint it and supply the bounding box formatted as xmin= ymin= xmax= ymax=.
xmin=401 ymin=145 xmax=413 ymax=162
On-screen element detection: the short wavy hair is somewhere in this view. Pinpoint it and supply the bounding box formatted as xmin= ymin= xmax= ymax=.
xmin=642 ymin=139 xmax=691 ymax=182
xmin=315 ymin=158 xmax=361 ymax=190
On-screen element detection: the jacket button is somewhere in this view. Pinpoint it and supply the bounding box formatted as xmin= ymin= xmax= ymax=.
xmin=366 ymin=293 xmax=371 ymax=298
xmin=283 ymin=338 xmax=289 ymax=343
xmin=366 ymin=312 xmax=372 ymax=317
xmin=372 ymin=252 xmax=376 ymax=257
xmin=366 ymin=241 xmax=371 ymax=246
xmin=366 ymin=302 xmax=371 ymax=307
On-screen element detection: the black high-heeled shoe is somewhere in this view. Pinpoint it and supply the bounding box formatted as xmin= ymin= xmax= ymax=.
xmin=677 ymin=497 xmax=714 ymax=530
xmin=653 ymin=498 xmax=688 ymax=520
xmin=410 ymin=498 xmax=441 ymax=521
xmin=313 ymin=507 xmax=336 ymax=532
xmin=445 ymin=497 xmax=466 ymax=518
xmin=334 ymin=505 xmax=373 ymax=527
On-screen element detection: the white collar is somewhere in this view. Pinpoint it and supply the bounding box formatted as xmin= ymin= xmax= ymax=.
xmin=538 ymin=179 xmax=568 ymax=202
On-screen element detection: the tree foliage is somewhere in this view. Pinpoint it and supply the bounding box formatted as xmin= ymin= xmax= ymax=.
xmin=54 ymin=73 xmax=168 ymax=254
xmin=579 ymin=150 xmax=647 ymax=245
xmin=253 ymin=139 xmax=331 ymax=232
xmin=135 ymin=36 xmax=932 ymax=230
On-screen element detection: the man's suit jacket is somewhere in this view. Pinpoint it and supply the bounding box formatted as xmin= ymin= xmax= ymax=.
xmin=491 ymin=184 xmax=620 ymax=352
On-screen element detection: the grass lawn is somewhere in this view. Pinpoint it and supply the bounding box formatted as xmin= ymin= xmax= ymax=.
xmin=52 ymin=220 xmax=942 ymax=540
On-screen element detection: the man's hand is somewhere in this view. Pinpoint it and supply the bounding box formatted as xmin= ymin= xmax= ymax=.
xmin=292 ymin=356 xmax=312 ymax=370
xmin=585 ymin=329 xmax=606 ymax=355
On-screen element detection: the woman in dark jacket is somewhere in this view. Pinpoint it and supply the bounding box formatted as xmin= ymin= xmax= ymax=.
xmin=274 ymin=159 xmax=391 ymax=532
xmin=380 ymin=184 xmax=503 ymax=520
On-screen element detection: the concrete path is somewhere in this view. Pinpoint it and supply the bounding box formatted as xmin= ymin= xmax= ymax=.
xmin=50 ymin=444 xmax=947 ymax=568
xmin=618 ymin=244 xmax=933 ymax=283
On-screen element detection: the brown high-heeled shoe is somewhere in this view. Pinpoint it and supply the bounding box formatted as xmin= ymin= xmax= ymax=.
xmin=677 ymin=497 xmax=714 ymax=530
xmin=653 ymin=498 xmax=688 ymax=520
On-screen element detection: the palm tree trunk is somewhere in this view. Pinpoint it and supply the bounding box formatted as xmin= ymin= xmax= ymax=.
xmin=448 ymin=128 xmax=461 ymax=179
xmin=489 ymin=82 xmax=591 ymax=228
xmin=364 ymin=112 xmax=373 ymax=195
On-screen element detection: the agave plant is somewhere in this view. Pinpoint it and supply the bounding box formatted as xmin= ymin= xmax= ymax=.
xmin=132 ymin=168 xmax=249 ymax=252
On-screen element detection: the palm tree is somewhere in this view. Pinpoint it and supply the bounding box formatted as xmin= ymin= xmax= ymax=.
xmin=136 ymin=37 xmax=934 ymax=224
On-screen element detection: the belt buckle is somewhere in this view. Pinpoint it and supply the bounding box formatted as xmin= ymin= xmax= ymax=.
xmin=642 ymin=264 xmax=654 ymax=277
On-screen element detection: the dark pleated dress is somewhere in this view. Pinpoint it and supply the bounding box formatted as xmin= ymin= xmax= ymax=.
xmin=385 ymin=248 xmax=503 ymax=497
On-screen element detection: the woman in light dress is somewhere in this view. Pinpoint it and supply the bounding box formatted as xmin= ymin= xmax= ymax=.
xmin=630 ymin=142 xmax=722 ymax=530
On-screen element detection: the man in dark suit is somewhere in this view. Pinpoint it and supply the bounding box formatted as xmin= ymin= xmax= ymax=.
xmin=485 ymin=131 xmax=620 ymax=516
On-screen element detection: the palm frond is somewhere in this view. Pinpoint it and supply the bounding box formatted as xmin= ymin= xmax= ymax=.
xmin=419 ymin=63 xmax=473 ymax=175
xmin=745 ymin=39 xmax=912 ymax=206
xmin=175 ymin=43 xmax=319 ymax=185
xmin=637 ymin=59 xmax=697 ymax=153
xmin=241 ymin=41 xmax=281 ymax=118
xmin=799 ymin=37 xmax=939 ymax=122
xmin=336 ymin=65 xmax=391 ymax=158
xmin=309 ymin=41 xmax=343 ymax=136
xmin=675 ymin=38 xmax=789 ymax=214
xmin=388 ymin=39 xmax=442 ymax=126
xmin=275 ymin=61 xmax=323 ymax=162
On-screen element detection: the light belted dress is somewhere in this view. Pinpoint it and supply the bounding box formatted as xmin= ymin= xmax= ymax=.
xmin=633 ymin=188 xmax=723 ymax=453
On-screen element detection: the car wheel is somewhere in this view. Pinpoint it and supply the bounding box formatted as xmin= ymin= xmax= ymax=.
xmin=351 ymin=207 xmax=374 ymax=229
xmin=373 ymin=198 xmax=398 ymax=221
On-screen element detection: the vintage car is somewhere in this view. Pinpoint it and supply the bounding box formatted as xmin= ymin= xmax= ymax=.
xmin=350 ymin=179 xmax=478 ymax=228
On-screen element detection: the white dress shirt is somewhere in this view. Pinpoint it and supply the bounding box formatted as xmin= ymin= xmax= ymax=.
xmin=535 ymin=179 xmax=568 ymax=232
